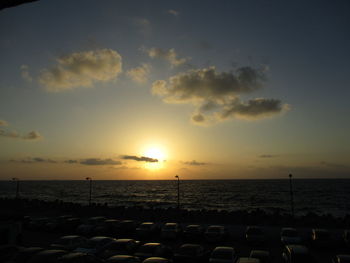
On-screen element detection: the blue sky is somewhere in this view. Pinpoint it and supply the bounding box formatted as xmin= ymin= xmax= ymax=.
xmin=0 ymin=0 xmax=349 ymax=179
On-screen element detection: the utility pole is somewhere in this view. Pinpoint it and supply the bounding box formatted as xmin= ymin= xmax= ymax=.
xmin=175 ymin=175 xmax=180 ymax=210
xmin=12 ymin=178 xmax=20 ymax=199
xmin=289 ymin=174 xmax=294 ymax=220
xmin=86 ymin=177 xmax=92 ymax=206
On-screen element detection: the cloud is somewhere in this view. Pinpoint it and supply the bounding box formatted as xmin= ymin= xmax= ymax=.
xmin=0 ymin=120 xmax=8 ymax=126
xmin=168 ymin=9 xmax=179 ymax=16
xmin=126 ymin=63 xmax=151 ymax=83
xmin=121 ymin=155 xmax=158 ymax=163
xmin=20 ymin=65 xmax=32 ymax=82
xmin=320 ymin=161 xmax=348 ymax=169
xmin=0 ymin=129 xmax=42 ymax=140
xmin=152 ymin=66 xmax=289 ymax=125
xmin=134 ymin=18 xmax=152 ymax=36
xmin=146 ymin=47 xmax=189 ymax=67
xmin=183 ymin=160 xmax=207 ymax=166
xmin=10 ymin=157 xmax=56 ymax=163
xmin=38 ymin=49 xmax=122 ymax=92
xmin=80 ymin=158 xmax=122 ymax=166
xmin=64 ymin=159 xmax=78 ymax=164
xmin=259 ymin=154 xmax=279 ymax=158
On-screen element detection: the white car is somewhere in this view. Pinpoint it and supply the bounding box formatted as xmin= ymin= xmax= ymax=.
xmin=280 ymin=228 xmax=302 ymax=245
xmin=209 ymin=246 xmax=236 ymax=263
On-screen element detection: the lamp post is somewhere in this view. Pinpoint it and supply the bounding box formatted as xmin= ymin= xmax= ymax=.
xmin=86 ymin=177 xmax=92 ymax=206
xmin=12 ymin=178 xmax=20 ymax=199
xmin=289 ymin=174 xmax=294 ymax=220
xmin=175 ymin=175 xmax=180 ymax=210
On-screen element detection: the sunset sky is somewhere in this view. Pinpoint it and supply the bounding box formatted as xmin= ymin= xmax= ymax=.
xmin=0 ymin=0 xmax=349 ymax=180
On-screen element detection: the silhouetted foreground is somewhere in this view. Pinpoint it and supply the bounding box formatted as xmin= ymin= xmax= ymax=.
xmin=1 ymin=198 xmax=350 ymax=263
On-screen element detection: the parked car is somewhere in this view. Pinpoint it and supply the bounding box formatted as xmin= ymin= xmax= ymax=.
xmin=117 ymin=220 xmax=137 ymax=237
xmin=12 ymin=247 xmax=45 ymax=263
xmin=282 ymin=245 xmax=313 ymax=263
xmin=311 ymin=229 xmax=333 ymax=248
xmin=76 ymin=217 xmax=106 ymax=237
xmin=27 ymin=249 xmax=68 ymax=263
xmin=249 ymin=250 xmax=270 ymax=263
xmin=50 ymin=235 xmax=88 ymax=251
xmin=245 ymin=226 xmax=265 ymax=244
xmin=280 ymin=228 xmax=302 ymax=245
xmin=143 ymin=257 xmax=172 ymax=263
xmin=183 ymin=225 xmax=203 ymax=241
xmin=135 ymin=243 xmax=172 ymax=261
xmin=209 ymin=246 xmax=237 ymax=263
xmin=106 ymin=255 xmax=141 ymax=263
xmin=161 ymin=223 xmax=181 ymax=240
xmin=332 ymin=255 xmax=350 ymax=263
xmin=235 ymin=258 xmax=260 ymax=263
xmin=99 ymin=239 xmax=140 ymax=259
xmin=94 ymin=219 xmax=120 ymax=236
xmin=205 ymin=225 xmax=228 ymax=243
xmin=174 ymin=244 xmax=208 ymax=263
xmin=75 ymin=236 xmax=116 ymax=255
xmin=136 ymin=222 xmax=158 ymax=239
xmin=57 ymin=252 xmax=103 ymax=263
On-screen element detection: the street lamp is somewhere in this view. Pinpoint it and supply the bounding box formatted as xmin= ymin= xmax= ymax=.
xmin=86 ymin=177 xmax=92 ymax=206
xmin=175 ymin=175 xmax=180 ymax=210
xmin=289 ymin=174 xmax=294 ymax=220
xmin=12 ymin=178 xmax=20 ymax=199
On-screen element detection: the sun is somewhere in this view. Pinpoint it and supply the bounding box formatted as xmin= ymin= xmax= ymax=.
xmin=142 ymin=145 xmax=167 ymax=170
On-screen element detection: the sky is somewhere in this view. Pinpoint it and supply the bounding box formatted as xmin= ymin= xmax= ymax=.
xmin=0 ymin=0 xmax=349 ymax=180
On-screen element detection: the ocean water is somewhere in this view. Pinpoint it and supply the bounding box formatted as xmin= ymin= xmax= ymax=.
xmin=0 ymin=179 xmax=349 ymax=217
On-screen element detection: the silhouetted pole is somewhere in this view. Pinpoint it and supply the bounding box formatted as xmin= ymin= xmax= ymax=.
xmin=289 ymin=174 xmax=294 ymax=219
xmin=175 ymin=175 xmax=180 ymax=209
xmin=86 ymin=177 xmax=92 ymax=206
xmin=12 ymin=178 xmax=20 ymax=199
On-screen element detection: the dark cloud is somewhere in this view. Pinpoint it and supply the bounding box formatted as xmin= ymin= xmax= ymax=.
xmin=168 ymin=9 xmax=179 ymax=16
xmin=183 ymin=160 xmax=207 ymax=166
xmin=38 ymin=49 xmax=122 ymax=92
xmin=259 ymin=154 xmax=279 ymax=158
xmin=10 ymin=157 xmax=56 ymax=163
xmin=80 ymin=158 xmax=122 ymax=166
xmin=64 ymin=159 xmax=78 ymax=164
xmin=152 ymin=66 xmax=289 ymax=125
xmin=122 ymin=155 xmax=158 ymax=163
xmin=0 ymin=129 xmax=42 ymax=140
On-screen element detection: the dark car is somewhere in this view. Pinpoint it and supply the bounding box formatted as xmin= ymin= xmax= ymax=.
xmin=282 ymin=245 xmax=314 ymax=263
xmin=205 ymin=225 xmax=228 ymax=243
xmin=249 ymin=250 xmax=271 ymax=263
xmin=136 ymin=222 xmax=159 ymax=239
xmin=27 ymin=249 xmax=68 ymax=263
xmin=245 ymin=226 xmax=265 ymax=244
xmin=161 ymin=223 xmax=181 ymax=240
xmin=50 ymin=235 xmax=88 ymax=251
xmin=75 ymin=236 xmax=116 ymax=255
xmin=13 ymin=247 xmax=45 ymax=263
xmin=106 ymin=255 xmax=141 ymax=263
xmin=99 ymin=238 xmax=140 ymax=259
xmin=57 ymin=252 xmax=104 ymax=263
xmin=311 ymin=229 xmax=333 ymax=248
xmin=183 ymin=225 xmax=204 ymax=241
xmin=135 ymin=243 xmax=172 ymax=261
xmin=94 ymin=219 xmax=120 ymax=236
xmin=174 ymin=244 xmax=208 ymax=263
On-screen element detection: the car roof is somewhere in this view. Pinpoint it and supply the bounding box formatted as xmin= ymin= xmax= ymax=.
xmin=141 ymin=222 xmax=154 ymax=225
xmin=90 ymin=236 xmax=114 ymax=241
xmin=286 ymin=245 xmax=309 ymax=254
xmin=143 ymin=257 xmax=169 ymax=263
xmin=181 ymin=244 xmax=202 ymax=249
xmin=60 ymin=235 xmax=81 ymax=239
xmin=281 ymin=227 xmax=296 ymax=231
xmin=250 ymin=250 xmax=270 ymax=256
xmin=213 ymin=246 xmax=234 ymax=252
xmin=116 ymin=239 xmax=135 ymax=243
xmin=143 ymin=243 xmax=161 ymax=247
xmin=237 ymin=257 xmax=260 ymax=263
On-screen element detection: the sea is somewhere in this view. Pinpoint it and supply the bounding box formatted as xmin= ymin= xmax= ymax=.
xmin=0 ymin=179 xmax=349 ymax=217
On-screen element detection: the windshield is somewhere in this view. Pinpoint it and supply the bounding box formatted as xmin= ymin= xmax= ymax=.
xmin=212 ymin=250 xmax=233 ymax=259
xmin=282 ymin=230 xmax=298 ymax=237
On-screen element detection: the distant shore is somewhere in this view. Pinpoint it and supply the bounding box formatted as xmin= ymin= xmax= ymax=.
xmin=1 ymin=198 xmax=349 ymax=228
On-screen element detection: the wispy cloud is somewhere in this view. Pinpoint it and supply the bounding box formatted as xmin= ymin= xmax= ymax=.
xmin=20 ymin=64 xmax=33 ymax=82
xmin=259 ymin=154 xmax=279 ymax=158
xmin=168 ymin=9 xmax=179 ymax=16
xmin=0 ymin=120 xmax=8 ymax=126
xmin=126 ymin=63 xmax=151 ymax=83
xmin=121 ymin=155 xmax=158 ymax=163
xmin=0 ymin=129 xmax=42 ymax=140
xmin=38 ymin=49 xmax=122 ymax=92
xmin=152 ymin=66 xmax=289 ymax=125
xmin=10 ymin=157 xmax=56 ymax=163
xmin=182 ymin=160 xmax=207 ymax=166
xmin=80 ymin=158 xmax=122 ymax=166
xmin=134 ymin=18 xmax=152 ymax=36
xmin=145 ymin=47 xmax=190 ymax=67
